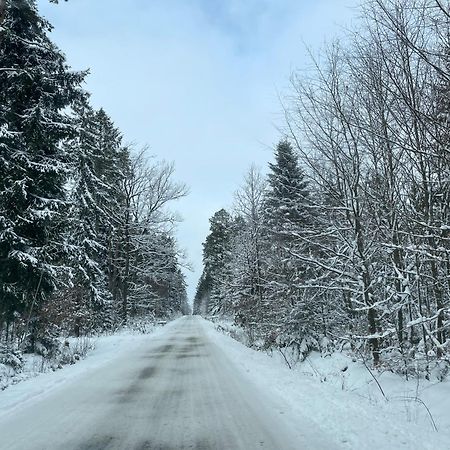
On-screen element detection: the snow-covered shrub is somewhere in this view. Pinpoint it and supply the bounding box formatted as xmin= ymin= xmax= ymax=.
xmin=0 ymin=347 xmax=23 ymax=372
xmin=0 ymin=346 xmax=24 ymax=391
xmin=124 ymin=318 xmax=157 ymax=335
xmin=214 ymin=320 xmax=250 ymax=346
xmin=430 ymin=359 xmax=450 ymax=382
xmin=58 ymin=337 xmax=94 ymax=365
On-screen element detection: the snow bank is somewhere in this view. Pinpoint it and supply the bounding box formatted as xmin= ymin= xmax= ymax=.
xmin=202 ymin=318 xmax=449 ymax=450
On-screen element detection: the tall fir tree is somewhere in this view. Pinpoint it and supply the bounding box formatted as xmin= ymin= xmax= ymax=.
xmin=262 ymin=140 xmax=312 ymax=334
xmin=63 ymin=103 xmax=118 ymax=334
xmin=0 ymin=0 xmax=84 ymax=342
xmin=87 ymin=108 xmax=128 ymax=313
xmin=264 ymin=140 xmax=311 ymax=242
xmin=195 ymin=209 xmax=234 ymax=315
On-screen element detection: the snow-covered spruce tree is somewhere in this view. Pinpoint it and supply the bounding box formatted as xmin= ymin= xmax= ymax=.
xmin=193 ymin=272 xmax=212 ymax=315
xmin=48 ymin=105 xmax=129 ymax=335
xmin=264 ymin=140 xmax=311 ymax=241
xmin=58 ymin=103 xmax=123 ymax=335
xmin=75 ymin=108 xmax=131 ymax=326
xmin=262 ymin=140 xmax=317 ymax=346
xmin=195 ymin=209 xmax=234 ymax=316
xmin=0 ymin=0 xmax=84 ymax=348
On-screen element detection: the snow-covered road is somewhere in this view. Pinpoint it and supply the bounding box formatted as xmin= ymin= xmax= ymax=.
xmin=0 ymin=316 xmax=335 ymax=450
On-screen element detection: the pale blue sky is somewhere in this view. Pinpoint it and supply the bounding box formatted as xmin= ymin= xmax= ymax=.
xmin=37 ymin=0 xmax=358 ymax=300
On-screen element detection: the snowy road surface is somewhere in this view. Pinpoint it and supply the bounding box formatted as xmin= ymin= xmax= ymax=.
xmin=0 ymin=316 xmax=336 ymax=450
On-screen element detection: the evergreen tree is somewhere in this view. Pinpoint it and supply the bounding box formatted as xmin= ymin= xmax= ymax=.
xmin=87 ymin=108 xmax=128 ymax=314
xmin=64 ymin=103 xmax=119 ymax=334
xmin=262 ymin=140 xmax=313 ymax=336
xmin=193 ymin=272 xmax=212 ymax=315
xmin=264 ymin=140 xmax=311 ymax=242
xmin=195 ymin=209 xmax=234 ymax=315
xmin=0 ymin=0 xmax=84 ymax=342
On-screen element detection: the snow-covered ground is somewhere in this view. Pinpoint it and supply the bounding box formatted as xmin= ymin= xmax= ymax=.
xmin=1 ymin=316 xmax=449 ymax=449
xmin=206 ymin=319 xmax=450 ymax=449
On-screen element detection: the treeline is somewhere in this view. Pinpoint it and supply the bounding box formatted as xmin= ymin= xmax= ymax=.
xmin=0 ymin=0 xmax=189 ymax=357
xmin=195 ymin=0 xmax=450 ymax=375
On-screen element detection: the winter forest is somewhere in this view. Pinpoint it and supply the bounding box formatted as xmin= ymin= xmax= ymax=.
xmin=194 ymin=0 xmax=450 ymax=377
xmin=3 ymin=0 xmax=450 ymax=443
xmin=0 ymin=0 xmax=190 ymax=371
xmin=4 ymin=0 xmax=450 ymax=448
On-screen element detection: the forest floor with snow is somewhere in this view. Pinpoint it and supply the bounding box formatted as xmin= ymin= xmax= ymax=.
xmin=209 ymin=318 xmax=450 ymax=449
